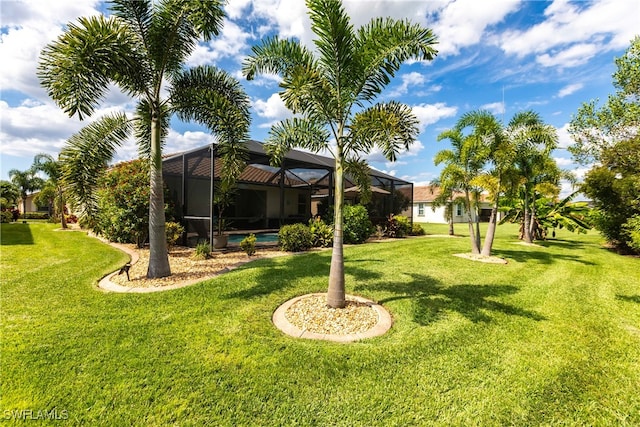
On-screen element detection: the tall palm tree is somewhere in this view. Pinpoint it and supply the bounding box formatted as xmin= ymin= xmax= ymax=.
xmin=507 ymin=111 xmax=558 ymax=243
xmin=435 ymin=125 xmax=489 ymax=254
xmin=8 ymin=168 xmax=44 ymax=217
xmin=38 ymin=0 xmax=251 ymax=278
xmin=243 ymin=0 xmax=437 ymax=308
xmin=32 ymin=154 xmax=67 ymax=229
xmin=452 ymin=110 xmax=505 ymax=256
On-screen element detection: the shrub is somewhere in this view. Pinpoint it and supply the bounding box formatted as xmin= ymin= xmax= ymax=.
xmin=343 ymin=204 xmax=373 ymax=244
xmin=1 ymin=211 xmax=12 ymax=223
xmin=66 ymin=214 xmax=78 ymax=224
xmin=192 ymin=242 xmax=211 ymax=260
xmin=279 ymin=223 xmax=313 ymax=252
xmin=94 ymin=159 xmax=174 ymax=248
xmin=384 ymin=214 xmax=411 ymax=238
xmin=308 ymin=217 xmax=333 ymax=248
xmin=22 ymin=212 xmax=49 ymax=220
xmin=410 ymin=222 xmax=426 ymax=236
xmin=240 ymin=233 xmax=257 ymax=256
xmin=165 ymin=221 xmax=185 ymax=248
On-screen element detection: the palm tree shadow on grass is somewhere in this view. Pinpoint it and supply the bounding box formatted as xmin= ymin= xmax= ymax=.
xmin=224 ymin=252 xmax=383 ymax=300
xmin=616 ymin=294 xmax=640 ymax=304
xmin=0 ymin=223 xmax=34 ymax=245
xmin=359 ymin=272 xmax=546 ymax=326
xmin=491 ymin=248 xmax=595 ymax=265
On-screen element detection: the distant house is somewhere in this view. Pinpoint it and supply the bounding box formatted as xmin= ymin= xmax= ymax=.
xmin=412 ymin=185 xmax=496 ymax=224
xmin=16 ymin=192 xmax=44 ymax=214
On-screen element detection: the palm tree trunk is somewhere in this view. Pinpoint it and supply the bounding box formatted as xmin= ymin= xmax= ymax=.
xmin=58 ymin=188 xmax=67 ymax=229
xmin=147 ymin=113 xmax=171 ymax=279
xmin=523 ymin=185 xmax=533 ymax=243
xmin=327 ymin=144 xmax=346 ymax=308
xmin=529 ymin=191 xmax=537 ymax=240
xmin=481 ymin=196 xmax=499 ymax=257
xmin=465 ymin=190 xmax=480 ymax=254
xmin=447 ymin=201 xmax=454 ymax=236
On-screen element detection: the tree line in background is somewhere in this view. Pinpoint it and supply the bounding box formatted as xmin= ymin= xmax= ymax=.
xmin=569 ymin=36 xmax=640 ymax=253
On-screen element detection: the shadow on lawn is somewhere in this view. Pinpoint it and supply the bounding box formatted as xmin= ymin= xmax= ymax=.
xmin=616 ymin=294 xmax=640 ymax=304
xmin=0 ymin=223 xmax=34 ymax=245
xmin=223 ymin=251 xmax=383 ymax=300
xmin=492 ymin=248 xmax=595 ymax=265
xmin=364 ymin=273 xmax=546 ymax=325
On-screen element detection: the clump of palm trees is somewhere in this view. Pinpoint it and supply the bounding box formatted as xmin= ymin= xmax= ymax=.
xmin=435 ymin=109 xmax=587 ymax=257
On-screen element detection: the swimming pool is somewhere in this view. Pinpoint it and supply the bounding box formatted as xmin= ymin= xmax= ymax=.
xmin=227 ymin=232 xmax=279 ymax=244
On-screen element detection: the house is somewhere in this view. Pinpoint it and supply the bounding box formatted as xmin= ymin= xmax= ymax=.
xmin=412 ymin=185 xmax=496 ymax=224
xmin=162 ymin=140 xmax=414 ymax=246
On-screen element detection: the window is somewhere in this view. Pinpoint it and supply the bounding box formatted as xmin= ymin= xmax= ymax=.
xmin=418 ymin=203 xmax=425 ymax=216
xmin=298 ymin=193 xmax=307 ymax=215
xmin=456 ymin=204 xmax=463 ymax=216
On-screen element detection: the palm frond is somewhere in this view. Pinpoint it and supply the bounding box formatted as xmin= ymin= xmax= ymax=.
xmin=242 ymin=36 xmax=315 ymax=81
xmin=349 ymin=101 xmax=419 ymax=162
xmin=38 ymin=15 xmax=148 ymax=120
xmin=354 ymin=17 xmax=437 ymax=103
xmin=264 ymin=118 xmax=330 ymax=166
xmin=59 ymin=113 xmax=132 ymax=221
xmin=344 ymin=157 xmax=372 ymax=204
xmin=134 ymin=100 xmax=170 ymax=159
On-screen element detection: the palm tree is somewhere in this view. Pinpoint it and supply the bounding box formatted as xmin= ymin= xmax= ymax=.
xmin=8 ymin=168 xmax=43 ymax=217
xmin=452 ymin=110 xmax=506 ymax=256
xmin=507 ymin=111 xmax=558 ymax=243
xmin=435 ymin=125 xmax=489 ymax=254
xmin=38 ymin=0 xmax=251 ymax=278
xmin=32 ymin=154 xmax=68 ymax=228
xmin=243 ymin=0 xmax=437 ymax=308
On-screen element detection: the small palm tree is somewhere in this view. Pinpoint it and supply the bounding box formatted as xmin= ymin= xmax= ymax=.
xmin=243 ymin=0 xmax=437 ymax=308
xmin=435 ymin=125 xmax=489 ymax=254
xmin=8 ymin=168 xmax=44 ymax=218
xmin=38 ymin=0 xmax=251 ymax=278
xmin=32 ymin=154 xmax=67 ymax=229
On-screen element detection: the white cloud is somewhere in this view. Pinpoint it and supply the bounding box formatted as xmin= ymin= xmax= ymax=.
xmin=480 ymin=102 xmax=505 ymax=115
xmin=557 ymin=83 xmax=584 ymax=98
xmin=252 ymin=93 xmax=291 ymax=120
xmin=537 ymin=43 xmax=598 ymax=68
xmin=430 ymin=0 xmax=521 ymax=56
xmin=496 ymin=0 xmax=639 ymax=65
xmin=556 ymin=123 xmax=574 ymax=149
xmin=187 ymin=19 xmax=251 ymax=66
xmin=554 ymin=156 xmax=574 ymax=167
xmin=387 ymin=72 xmax=426 ymax=97
xmin=412 ymin=103 xmax=458 ymax=132
xmin=0 ymin=0 xmax=101 ymax=101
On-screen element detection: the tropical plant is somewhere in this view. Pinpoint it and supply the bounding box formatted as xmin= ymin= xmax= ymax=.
xmin=435 ymin=122 xmax=489 ymax=254
xmin=38 ymin=0 xmax=251 ymax=278
xmin=240 ymin=233 xmax=257 ymax=256
xmin=192 ymin=242 xmax=211 ymax=260
xmin=308 ymin=217 xmax=333 ymax=248
xmin=165 ymin=221 xmax=185 ymax=248
xmin=31 ymin=153 xmax=68 ymax=229
xmin=8 ymin=168 xmax=44 ymax=217
xmin=243 ymin=0 xmax=437 ymax=307
xmin=278 ymin=223 xmax=313 ymax=252
xmin=343 ymin=205 xmax=373 ymax=244
xmin=510 ymin=113 xmax=558 ymax=243
xmin=0 ymin=181 xmax=20 ymax=210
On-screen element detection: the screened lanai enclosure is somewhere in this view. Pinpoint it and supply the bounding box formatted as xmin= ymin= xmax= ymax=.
xmin=163 ymin=140 xmax=413 ymax=247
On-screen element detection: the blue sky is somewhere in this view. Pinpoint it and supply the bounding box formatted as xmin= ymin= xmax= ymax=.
xmin=1 ymin=0 xmax=638 ymax=196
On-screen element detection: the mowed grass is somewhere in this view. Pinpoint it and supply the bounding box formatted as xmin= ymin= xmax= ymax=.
xmin=1 ymin=222 xmax=639 ymax=426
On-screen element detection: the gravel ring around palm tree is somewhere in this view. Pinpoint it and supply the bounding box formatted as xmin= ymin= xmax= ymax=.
xmin=272 ymin=293 xmax=393 ymax=343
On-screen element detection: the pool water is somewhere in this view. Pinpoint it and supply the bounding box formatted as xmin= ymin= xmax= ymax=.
xmin=227 ymin=232 xmax=279 ymax=244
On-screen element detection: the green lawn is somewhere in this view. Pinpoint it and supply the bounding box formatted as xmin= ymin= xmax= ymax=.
xmin=1 ymin=222 xmax=639 ymax=425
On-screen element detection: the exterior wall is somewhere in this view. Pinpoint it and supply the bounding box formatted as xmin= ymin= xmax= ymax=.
xmin=413 ymin=201 xmax=468 ymax=223
xmin=413 ymin=201 xmax=492 ymax=223
xmin=17 ymin=194 xmax=45 ymax=213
